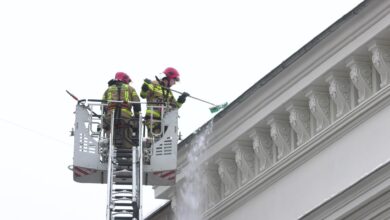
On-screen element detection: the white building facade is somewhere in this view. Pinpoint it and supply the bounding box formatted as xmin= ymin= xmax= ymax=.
xmin=153 ymin=0 xmax=390 ymax=219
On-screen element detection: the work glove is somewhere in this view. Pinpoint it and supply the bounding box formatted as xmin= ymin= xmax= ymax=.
xmin=178 ymin=92 xmax=190 ymax=104
xmin=142 ymin=78 xmax=152 ymax=92
xmin=142 ymin=83 xmax=149 ymax=92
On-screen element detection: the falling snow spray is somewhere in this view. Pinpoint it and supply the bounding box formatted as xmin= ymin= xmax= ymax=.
xmin=176 ymin=121 xmax=214 ymax=220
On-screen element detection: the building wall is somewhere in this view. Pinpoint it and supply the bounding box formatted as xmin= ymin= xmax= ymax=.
xmin=153 ymin=0 xmax=390 ymax=219
xmin=223 ymin=102 xmax=390 ymax=220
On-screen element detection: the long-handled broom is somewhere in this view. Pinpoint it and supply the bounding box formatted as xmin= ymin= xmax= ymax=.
xmin=150 ymin=77 xmax=228 ymax=113
xmin=167 ymin=87 xmax=228 ymax=113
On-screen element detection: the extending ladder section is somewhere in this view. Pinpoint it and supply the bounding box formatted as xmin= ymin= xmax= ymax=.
xmin=106 ymin=114 xmax=141 ymax=220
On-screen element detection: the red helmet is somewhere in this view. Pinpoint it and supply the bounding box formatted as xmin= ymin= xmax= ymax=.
xmin=115 ymin=72 xmax=131 ymax=83
xmin=163 ymin=67 xmax=180 ymax=81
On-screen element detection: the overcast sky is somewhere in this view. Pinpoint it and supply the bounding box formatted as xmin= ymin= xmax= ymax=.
xmin=0 ymin=0 xmax=363 ymax=219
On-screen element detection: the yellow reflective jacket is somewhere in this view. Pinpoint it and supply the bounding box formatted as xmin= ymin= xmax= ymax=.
xmin=140 ymin=80 xmax=183 ymax=119
xmin=103 ymin=82 xmax=141 ymax=118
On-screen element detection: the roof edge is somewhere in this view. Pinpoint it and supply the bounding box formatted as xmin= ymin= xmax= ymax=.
xmin=179 ymin=0 xmax=370 ymax=147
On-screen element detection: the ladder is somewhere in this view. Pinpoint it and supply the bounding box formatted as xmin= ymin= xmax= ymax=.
xmin=106 ymin=111 xmax=142 ymax=220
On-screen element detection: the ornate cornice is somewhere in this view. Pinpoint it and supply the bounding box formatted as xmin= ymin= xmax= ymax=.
xmin=326 ymin=72 xmax=351 ymax=118
xmin=286 ymin=101 xmax=311 ymax=146
xmin=305 ymin=86 xmax=331 ymax=133
xmin=347 ymin=57 xmax=373 ymax=103
xmin=232 ymin=142 xmax=255 ymax=186
xmin=216 ymin=154 xmax=238 ymax=198
xmin=249 ymin=128 xmax=274 ymax=173
xmin=369 ymin=40 xmax=390 ymax=88
xmin=267 ymin=115 xmax=292 ymax=160
xmin=204 ymin=85 xmax=390 ymax=219
xmin=152 ymin=2 xmax=390 ymax=219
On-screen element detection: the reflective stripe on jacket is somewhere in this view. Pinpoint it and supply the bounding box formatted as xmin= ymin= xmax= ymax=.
xmin=140 ymin=80 xmax=182 ymax=118
xmin=103 ymin=82 xmax=140 ymax=118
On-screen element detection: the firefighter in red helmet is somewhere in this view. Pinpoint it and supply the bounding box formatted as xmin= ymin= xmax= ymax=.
xmin=102 ymin=72 xmax=141 ymax=148
xmin=140 ymin=67 xmax=189 ymax=137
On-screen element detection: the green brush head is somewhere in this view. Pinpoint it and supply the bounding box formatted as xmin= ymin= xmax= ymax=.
xmin=209 ymin=102 xmax=228 ymax=113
